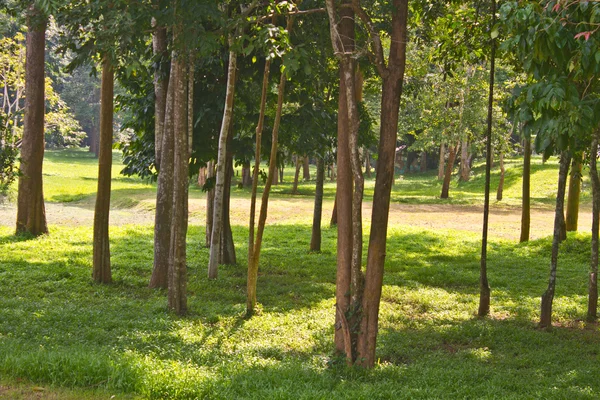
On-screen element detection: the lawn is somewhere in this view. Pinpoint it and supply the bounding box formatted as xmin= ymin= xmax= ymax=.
xmin=0 ymin=149 xmax=598 ymax=399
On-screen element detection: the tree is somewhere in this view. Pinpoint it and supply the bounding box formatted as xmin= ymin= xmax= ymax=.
xmin=16 ymin=4 xmax=47 ymax=236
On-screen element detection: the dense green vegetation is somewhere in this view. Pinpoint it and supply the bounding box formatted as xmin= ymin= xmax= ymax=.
xmin=0 ymin=150 xmax=598 ymax=399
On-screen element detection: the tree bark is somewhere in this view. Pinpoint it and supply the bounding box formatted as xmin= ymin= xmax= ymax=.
xmin=440 ymin=144 xmax=457 ymax=199
xmin=460 ymin=139 xmax=470 ymax=181
xmin=478 ymin=12 xmax=496 ymax=317
xmin=219 ymin=132 xmax=236 ymax=265
xmin=540 ymin=152 xmax=571 ymax=328
xmin=16 ymin=7 xmax=47 ymax=236
xmin=150 ymin=57 xmax=176 ymax=289
xmin=168 ymin=51 xmax=188 ymax=315
xmin=438 ymin=143 xmax=446 ymax=180
xmin=247 ymin=51 xmax=289 ymax=315
xmin=242 ymin=162 xmax=251 ymax=187
xmin=205 ymin=160 xmax=215 ymax=248
xmin=566 ymin=155 xmax=582 ymax=232
xmin=520 ymin=138 xmax=531 ymax=242
xmin=92 ymin=56 xmax=114 ymax=284
xmin=420 ymin=150 xmax=427 ymax=173
xmin=330 ymin=196 xmax=338 ymax=227
xmin=292 ymin=155 xmax=301 ymax=194
xmin=302 ymin=155 xmax=310 ymax=181
xmin=496 ymin=152 xmax=505 ymax=201
xmin=588 ymin=136 xmax=599 ymax=321
xmin=153 ymin=19 xmax=168 ymax=168
xmin=310 ymin=157 xmax=325 ymax=251
xmin=356 ymin=0 xmax=409 ymax=368
xmin=208 ymin=40 xmax=237 ymax=280
xmin=365 ymin=149 xmax=372 ymax=177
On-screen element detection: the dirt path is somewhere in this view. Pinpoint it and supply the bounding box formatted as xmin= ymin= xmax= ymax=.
xmin=0 ymin=196 xmax=587 ymax=241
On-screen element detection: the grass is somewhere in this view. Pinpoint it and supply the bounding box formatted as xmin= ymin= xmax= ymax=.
xmin=0 ymin=148 xmax=598 ymax=398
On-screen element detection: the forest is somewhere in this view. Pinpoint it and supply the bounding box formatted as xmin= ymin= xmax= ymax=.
xmin=1 ymin=0 xmax=600 ymax=398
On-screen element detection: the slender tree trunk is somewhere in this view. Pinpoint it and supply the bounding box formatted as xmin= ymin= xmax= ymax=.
xmin=496 ymin=152 xmax=505 ymax=201
xmin=460 ymin=140 xmax=470 ymax=181
xmin=198 ymin=167 xmax=207 ymax=187
xmin=247 ymin=51 xmax=289 ymax=315
xmin=365 ymin=149 xmax=372 ymax=177
xmin=242 ymin=162 xmax=251 ymax=187
xmin=330 ymin=162 xmax=336 ymax=181
xmin=438 ymin=142 xmax=445 ymax=180
xmin=540 ymin=152 xmax=571 ymax=328
xmin=420 ymin=151 xmax=427 ymax=173
xmin=440 ymin=144 xmax=457 ymax=199
xmin=292 ymin=155 xmax=301 ymax=194
xmin=279 ymin=165 xmax=284 ymax=183
xmin=478 ymin=13 xmax=496 ymax=317
xmin=208 ymin=40 xmax=236 ymax=280
xmin=330 ymin=196 xmax=338 ymax=227
xmin=153 ymin=19 xmax=168 ymax=168
xmin=310 ymin=157 xmax=325 ymax=251
xmin=520 ymin=138 xmax=531 ymax=242
xmin=205 ymin=160 xmax=215 ymax=248
xmin=249 ymin=58 xmax=271 ymax=265
xmin=219 ymin=131 xmax=236 ymax=265
xmin=588 ymin=136 xmax=599 ymax=321
xmin=16 ymin=7 xmax=47 ymax=236
xmin=150 ymin=58 xmax=175 ymax=289
xmin=303 ymin=155 xmax=310 ymax=181
xmin=92 ymin=56 xmax=114 ymax=284
xmin=356 ymin=0 xmax=409 ymax=367
xmin=168 ymin=52 xmax=188 ymax=315
xmin=566 ymin=155 xmax=582 ymax=232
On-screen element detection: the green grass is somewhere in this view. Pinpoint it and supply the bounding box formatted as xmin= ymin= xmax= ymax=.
xmin=0 ymin=149 xmax=598 ymax=398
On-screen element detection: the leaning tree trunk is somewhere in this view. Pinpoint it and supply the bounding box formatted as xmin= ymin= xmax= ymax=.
xmin=588 ymin=136 xmax=599 ymax=321
xmin=247 ymin=52 xmax=289 ymax=315
xmin=520 ymin=137 xmax=531 ymax=242
xmin=496 ymin=152 xmax=505 ymax=201
xmin=330 ymin=195 xmax=338 ymax=227
xmin=440 ymin=144 xmax=458 ymax=199
xmin=168 ymin=52 xmax=188 ymax=315
xmin=16 ymin=7 xmax=47 ymax=237
xmin=208 ymin=39 xmax=236 ymax=280
xmin=292 ymin=155 xmax=301 ymax=194
xmin=150 ymin=59 xmax=175 ymax=289
xmin=152 ymin=19 xmax=168 ymax=168
xmin=540 ymin=152 xmax=571 ymax=328
xmin=478 ymin=10 xmax=496 ymax=317
xmin=92 ymin=56 xmax=114 ymax=284
xmin=566 ymin=155 xmax=582 ymax=232
xmin=356 ymin=0 xmax=409 ymax=367
xmin=310 ymin=157 xmax=325 ymax=251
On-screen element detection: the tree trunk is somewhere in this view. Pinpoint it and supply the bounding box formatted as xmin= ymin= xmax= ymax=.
xmin=197 ymin=167 xmax=207 ymax=187
xmin=330 ymin=163 xmax=336 ymax=181
xmin=168 ymin=52 xmax=188 ymax=315
xmin=520 ymin=138 xmax=531 ymax=242
xmin=242 ymin=162 xmax=251 ymax=187
xmin=303 ymin=155 xmax=310 ymax=181
xmin=150 ymin=56 xmax=176 ymax=289
xmin=205 ymin=160 xmax=215 ymax=248
xmin=496 ymin=152 xmax=505 ymax=201
xmin=460 ymin=139 xmax=470 ymax=181
xmin=249 ymin=58 xmax=271 ymax=274
xmin=153 ymin=19 xmax=168 ymax=169
xmin=420 ymin=150 xmax=427 ymax=173
xmin=247 ymin=48 xmax=289 ymax=315
xmin=438 ymin=141 xmax=445 ymax=181
xmin=89 ymin=123 xmax=99 ymax=158
xmin=588 ymin=136 xmax=599 ymax=321
xmin=478 ymin=12 xmax=496 ymax=317
xmin=566 ymin=155 xmax=582 ymax=232
xmin=540 ymin=152 xmax=571 ymax=328
xmin=365 ymin=149 xmax=372 ymax=177
xmin=16 ymin=7 xmax=47 ymax=236
xmin=440 ymin=144 xmax=457 ymax=199
xmin=92 ymin=56 xmax=114 ymax=284
xmin=292 ymin=155 xmax=301 ymax=194
xmin=587 ymin=136 xmax=600 ymax=322
xmin=219 ymin=134 xmax=236 ymax=265
xmin=208 ymin=41 xmax=237 ymax=280
xmin=310 ymin=157 xmax=325 ymax=251
xmin=330 ymin=195 xmax=338 ymax=227
xmin=356 ymin=0 xmax=409 ymax=367
xmin=279 ymin=165 xmax=284 ymax=183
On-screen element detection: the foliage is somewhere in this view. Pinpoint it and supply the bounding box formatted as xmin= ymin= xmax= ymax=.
xmin=0 ymin=112 xmax=18 ymax=195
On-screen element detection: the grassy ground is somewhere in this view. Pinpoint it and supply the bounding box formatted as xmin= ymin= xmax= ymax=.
xmin=0 ymin=149 xmax=598 ymax=399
